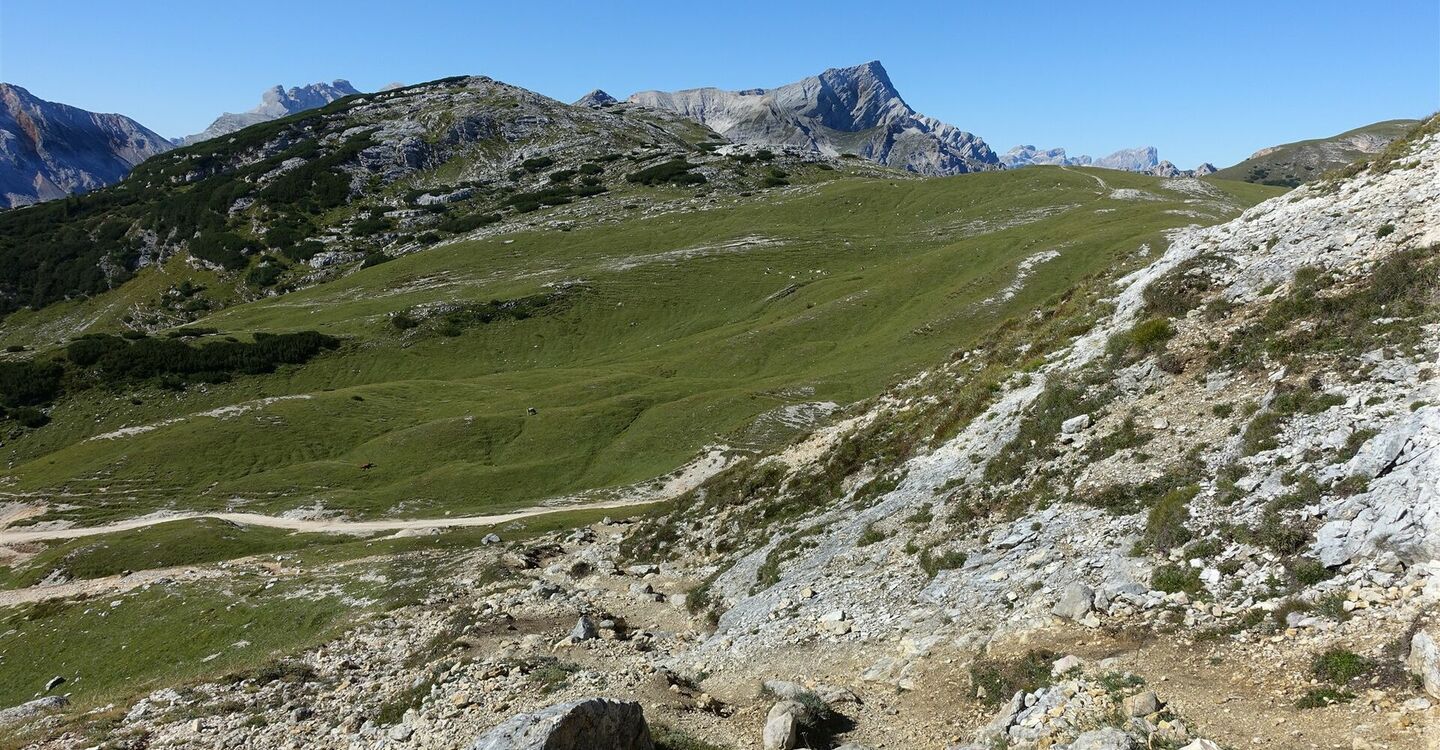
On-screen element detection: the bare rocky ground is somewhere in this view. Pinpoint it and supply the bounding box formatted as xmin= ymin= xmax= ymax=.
xmin=3 ymin=124 xmax=1440 ymax=750
xmin=3 ymin=517 xmax=1432 ymax=749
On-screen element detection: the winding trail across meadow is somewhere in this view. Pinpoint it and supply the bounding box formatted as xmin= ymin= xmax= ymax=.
xmin=0 ymin=497 xmax=666 ymax=607
xmin=0 ymin=496 xmax=663 ymax=546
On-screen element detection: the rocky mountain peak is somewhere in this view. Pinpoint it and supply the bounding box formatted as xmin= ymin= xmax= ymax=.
xmin=626 ymin=60 xmax=997 ymax=175
xmin=573 ymin=89 xmax=618 ymax=108
xmin=180 ymin=79 xmax=362 ymax=146
xmin=1092 ymin=145 xmax=1159 ymax=171
xmin=0 ymin=83 xmax=173 ymax=208
xmin=254 ymin=79 xmax=359 ymax=118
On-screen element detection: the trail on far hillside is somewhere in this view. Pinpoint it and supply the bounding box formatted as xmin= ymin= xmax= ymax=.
xmin=0 ymin=497 xmax=658 ymax=545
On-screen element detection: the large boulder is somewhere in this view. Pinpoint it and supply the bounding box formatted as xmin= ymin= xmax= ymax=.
xmin=1052 ymin=582 xmax=1094 ymax=620
xmin=1409 ymin=628 xmax=1440 ymax=699
xmin=762 ymin=700 xmax=805 ymax=750
xmin=468 ymin=698 xmax=653 ymax=750
xmin=1121 ymin=690 xmax=1161 ymax=717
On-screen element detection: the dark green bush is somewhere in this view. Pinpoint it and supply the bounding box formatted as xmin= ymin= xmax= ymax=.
xmin=0 ymin=360 xmax=65 ymax=407
xmin=1151 ymin=563 xmax=1203 ymax=596
xmin=626 ymin=160 xmax=706 ymax=186
xmin=351 ymin=214 xmax=392 ymax=236
xmin=9 ymin=406 xmax=50 ymax=428
xmin=246 ymin=264 xmax=284 ymax=288
xmin=1140 ymin=485 xmax=1197 ymax=552
xmin=1295 ymin=687 xmax=1354 ymax=709
xmin=1312 ymin=649 xmax=1370 ymax=684
xmin=189 ymin=231 xmax=250 ymax=269
xmin=69 ymin=331 xmax=339 ymax=382
xmin=437 ymin=213 xmax=501 ymax=234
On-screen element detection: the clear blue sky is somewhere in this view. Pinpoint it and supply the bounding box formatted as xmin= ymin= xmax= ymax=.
xmin=2 ymin=0 xmax=1436 ymax=167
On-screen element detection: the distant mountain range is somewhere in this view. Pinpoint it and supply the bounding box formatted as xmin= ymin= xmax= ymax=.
xmin=1000 ymin=143 xmax=1217 ymax=177
xmin=624 ymin=61 xmax=999 ymax=175
xmin=0 ymin=63 xmax=1419 ymax=209
xmin=0 ymin=83 xmax=173 ymax=208
xmin=179 ymin=80 xmax=361 ymax=146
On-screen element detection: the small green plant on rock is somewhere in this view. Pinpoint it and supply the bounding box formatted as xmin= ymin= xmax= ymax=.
xmin=1312 ymin=648 xmax=1371 ymax=684
xmin=970 ymin=649 xmax=1060 ymax=705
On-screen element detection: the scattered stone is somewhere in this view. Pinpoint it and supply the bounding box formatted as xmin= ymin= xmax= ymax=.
xmin=1051 ymin=654 xmax=1083 ymax=676
xmin=569 ymin=616 xmax=598 ymax=641
xmin=1061 ymin=414 xmax=1092 ymax=434
xmin=1123 ymin=690 xmax=1161 ymax=717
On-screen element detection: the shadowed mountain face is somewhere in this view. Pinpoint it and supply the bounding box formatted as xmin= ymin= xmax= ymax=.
xmin=628 ymin=60 xmax=999 ymax=175
xmin=180 ymin=80 xmax=362 ymax=145
xmin=0 ymin=83 xmax=173 ymax=208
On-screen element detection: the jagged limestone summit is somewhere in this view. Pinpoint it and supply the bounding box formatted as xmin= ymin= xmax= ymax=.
xmin=179 ymin=79 xmax=363 ymax=145
xmin=627 ymin=60 xmax=999 ymax=175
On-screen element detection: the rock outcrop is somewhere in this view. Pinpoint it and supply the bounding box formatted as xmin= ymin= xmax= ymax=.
xmin=0 ymin=83 xmax=173 ymax=207
xmin=468 ymin=698 xmax=652 ymax=750
xmin=628 ymin=60 xmax=998 ymax=175
xmin=180 ymin=79 xmax=360 ymax=145
xmin=0 ymin=696 xmax=68 ymax=729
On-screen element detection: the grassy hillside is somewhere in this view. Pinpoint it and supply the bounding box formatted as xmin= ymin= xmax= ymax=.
xmin=1214 ymin=119 xmax=1419 ymax=186
xmin=0 ymin=168 xmax=1280 ymax=525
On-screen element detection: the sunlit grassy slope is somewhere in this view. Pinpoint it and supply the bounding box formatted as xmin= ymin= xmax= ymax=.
xmin=1 ymin=169 xmax=1281 ymax=524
